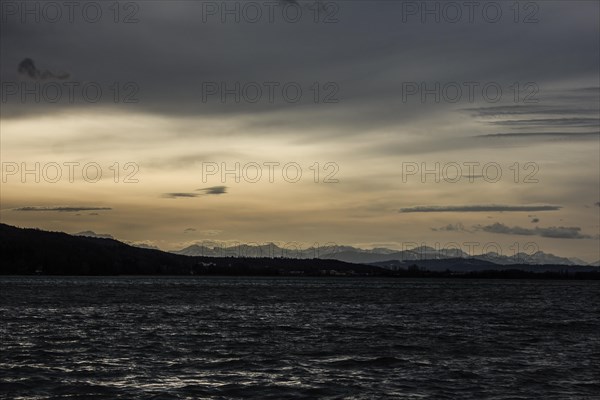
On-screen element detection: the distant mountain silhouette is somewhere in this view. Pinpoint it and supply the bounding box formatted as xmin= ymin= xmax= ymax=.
xmin=175 ymin=243 xmax=587 ymax=266
xmin=1 ymin=224 xmax=597 ymax=277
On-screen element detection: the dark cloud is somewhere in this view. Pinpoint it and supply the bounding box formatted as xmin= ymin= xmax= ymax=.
xmin=196 ymin=186 xmax=228 ymax=195
xmin=18 ymin=58 xmax=69 ymax=80
xmin=595 ymin=202 xmax=600 ymax=207
xmin=531 ymin=218 xmax=540 ymax=223
xmin=184 ymin=228 xmax=196 ymax=233
xmin=163 ymin=187 xmax=227 ymax=198
xmin=162 ymin=193 xmax=200 ymax=199
xmin=13 ymin=206 xmax=111 ymax=212
xmin=400 ymin=205 xmax=562 ymax=213
xmin=477 ymin=222 xmax=595 ymax=239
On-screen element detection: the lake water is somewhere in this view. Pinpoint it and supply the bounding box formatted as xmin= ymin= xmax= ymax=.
xmin=1 ymin=277 xmax=599 ymax=399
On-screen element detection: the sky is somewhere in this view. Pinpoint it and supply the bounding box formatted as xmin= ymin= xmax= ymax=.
xmin=1 ymin=0 xmax=599 ymax=262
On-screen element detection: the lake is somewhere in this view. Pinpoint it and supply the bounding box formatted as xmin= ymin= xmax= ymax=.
xmin=1 ymin=276 xmax=598 ymax=399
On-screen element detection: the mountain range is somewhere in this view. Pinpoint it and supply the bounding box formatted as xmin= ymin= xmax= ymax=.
xmin=174 ymin=243 xmax=596 ymax=266
xmin=1 ymin=223 xmax=597 ymax=276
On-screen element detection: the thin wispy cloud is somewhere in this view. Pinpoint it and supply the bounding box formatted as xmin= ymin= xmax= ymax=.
xmin=13 ymin=206 xmax=112 ymax=212
xmin=163 ymin=186 xmax=228 ymax=198
xmin=196 ymin=186 xmax=228 ymax=195
xmin=463 ymin=105 xmax=599 ymax=117
xmin=162 ymin=193 xmax=200 ymax=199
xmin=477 ymin=131 xmax=599 ymax=138
xmin=476 ymin=222 xmax=597 ymax=240
xmin=399 ymin=205 xmax=562 ymax=213
xmin=487 ymin=118 xmax=599 ymax=128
